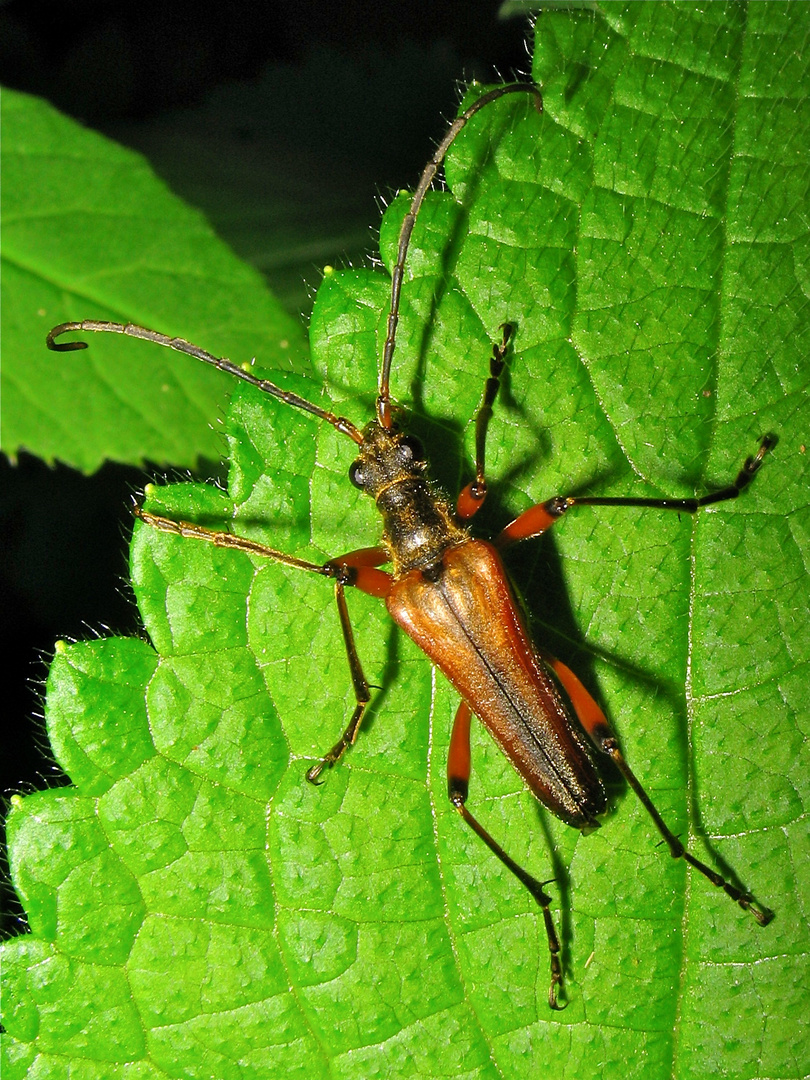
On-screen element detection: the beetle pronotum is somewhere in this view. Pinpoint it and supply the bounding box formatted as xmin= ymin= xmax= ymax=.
xmin=48 ymin=81 xmax=772 ymax=1007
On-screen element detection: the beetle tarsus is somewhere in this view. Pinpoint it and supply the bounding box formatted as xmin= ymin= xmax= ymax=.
xmin=306 ymin=762 xmax=328 ymax=786
xmin=307 ymin=699 xmax=368 ymax=785
xmin=747 ymin=901 xmax=774 ymax=927
xmin=548 ymin=961 xmax=566 ymax=1011
xmin=603 ymin=738 xmax=771 ymax=927
xmin=306 ymin=743 xmax=345 ymax=785
xmin=738 ymin=433 xmax=777 ymax=485
xmin=540 ymin=895 xmax=567 ymax=1011
xmin=449 ymin=795 xmax=567 ymax=1010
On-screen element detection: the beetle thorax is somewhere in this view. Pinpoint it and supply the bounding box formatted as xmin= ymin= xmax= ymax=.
xmin=349 ymin=421 xmax=467 ymax=577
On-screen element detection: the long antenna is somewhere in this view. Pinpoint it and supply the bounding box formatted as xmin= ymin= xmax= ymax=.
xmin=376 ymin=81 xmax=542 ymax=429
xmin=47 ymin=321 xmax=364 ymax=444
xmin=48 ymin=82 xmax=541 ymax=442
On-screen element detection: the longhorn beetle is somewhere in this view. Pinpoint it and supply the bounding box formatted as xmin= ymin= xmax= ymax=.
xmin=48 ymin=82 xmax=773 ymax=1008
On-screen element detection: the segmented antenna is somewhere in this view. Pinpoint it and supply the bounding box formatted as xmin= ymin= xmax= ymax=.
xmin=376 ymin=81 xmax=542 ymax=429
xmin=47 ymin=81 xmax=542 ymax=443
xmin=46 ymin=321 xmax=364 ymax=444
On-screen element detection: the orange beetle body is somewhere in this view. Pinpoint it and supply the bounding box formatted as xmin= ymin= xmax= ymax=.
xmin=388 ymin=538 xmax=605 ymax=829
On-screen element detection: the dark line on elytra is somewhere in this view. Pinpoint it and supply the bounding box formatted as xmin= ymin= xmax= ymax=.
xmin=439 ymin=575 xmax=580 ymax=802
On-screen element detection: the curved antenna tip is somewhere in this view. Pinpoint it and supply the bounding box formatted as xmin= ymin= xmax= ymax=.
xmin=47 ymin=324 xmax=88 ymax=352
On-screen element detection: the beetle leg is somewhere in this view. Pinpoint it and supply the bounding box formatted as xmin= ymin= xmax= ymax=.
xmin=325 ymin=546 xmax=392 ymax=599
xmin=547 ymin=655 xmax=773 ymax=926
xmin=136 ymin=504 xmax=336 ymax=573
xmin=305 ymin=577 xmax=373 ymax=783
xmin=539 ymin=655 xmax=613 ymax=747
xmin=457 ymin=324 xmax=513 ymax=520
xmin=304 ymin=551 xmax=394 ymax=782
xmin=135 ymin=503 xmax=394 ymax=783
xmin=601 ymin=735 xmax=773 ymax=926
xmin=448 ymin=699 xmax=566 ymax=1010
xmin=494 ymin=501 xmax=559 ymax=548
xmin=495 ymin=435 xmax=775 ymax=548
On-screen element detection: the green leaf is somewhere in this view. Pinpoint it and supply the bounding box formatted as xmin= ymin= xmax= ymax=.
xmin=4 ymin=5 xmax=809 ymax=1078
xmin=1 ymin=87 xmax=308 ymax=472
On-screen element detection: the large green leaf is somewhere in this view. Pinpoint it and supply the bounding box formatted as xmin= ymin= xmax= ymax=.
xmin=3 ymin=5 xmax=809 ymax=1078
xmin=1 ymin=88 xmax=308 ymax=471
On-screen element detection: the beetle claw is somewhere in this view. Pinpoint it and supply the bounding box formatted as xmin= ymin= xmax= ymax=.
xmin=306 ymin=761 xmax=327 ymax=785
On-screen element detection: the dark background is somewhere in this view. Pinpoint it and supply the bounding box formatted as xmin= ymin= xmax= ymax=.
xmin=0 ymin=0 xmax=532 ymax=930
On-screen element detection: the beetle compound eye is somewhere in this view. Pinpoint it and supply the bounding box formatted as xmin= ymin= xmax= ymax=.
xmin=348 ymin=460 xmax=366 ymax=489
xmin=398 ymin=434 xmax=424 ymax=463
